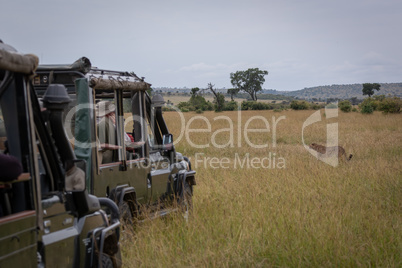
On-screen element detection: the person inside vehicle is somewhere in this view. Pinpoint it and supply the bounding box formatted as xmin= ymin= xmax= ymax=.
xmin=97 ymin=101 xmax=119 ymax=164
xmin=96 ymin=101 xmax=144 ymax=164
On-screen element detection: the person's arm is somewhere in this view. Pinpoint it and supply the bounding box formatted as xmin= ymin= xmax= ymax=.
xmin=126 ymin=141 xmax=145 ymax=150
xmin=98 ymin=118 xmax=119 ymax=151
xmin=99 ymin=143 xmax=122 ymax=150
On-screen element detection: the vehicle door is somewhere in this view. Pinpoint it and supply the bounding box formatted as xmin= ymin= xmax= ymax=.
xmin=92 ymin=87 xmax=149 ymax=204
xmin=0 ymin=71 xmax=37 ymax=267
xmin=148 ymin=123 xmax=171 ymax=202
xmin=35 ymin=129 xmax=77 ymax=267
xmin=144 ymin=95 xmax=172 ymax=203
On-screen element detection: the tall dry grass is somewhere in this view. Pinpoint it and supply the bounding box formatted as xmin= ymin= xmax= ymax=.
xmin=121 ymin=110 xmax=401 ymax=267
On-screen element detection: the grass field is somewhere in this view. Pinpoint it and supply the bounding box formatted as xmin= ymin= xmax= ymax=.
xmin=121 ymin=109 xmax=401 ymax=267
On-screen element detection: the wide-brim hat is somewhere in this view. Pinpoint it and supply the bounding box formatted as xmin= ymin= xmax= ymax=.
xmin=96 ymin=101 xmax=116 ymax=117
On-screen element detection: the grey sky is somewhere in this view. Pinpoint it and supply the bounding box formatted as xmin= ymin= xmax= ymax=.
xmin=1 ymin=0 xmax=401 ymax=91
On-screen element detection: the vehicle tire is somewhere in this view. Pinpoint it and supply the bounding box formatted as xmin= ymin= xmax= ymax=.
xmin=101 ymin=253 xmax=113 ymax=268
xmin=178 ymin=179 xmax=193 ymax=218
xmin=119 ymin=201 xmax=133 ymax=226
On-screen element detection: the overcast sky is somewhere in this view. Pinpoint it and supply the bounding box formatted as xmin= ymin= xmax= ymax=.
xmin=1 ymin=0 xmax=401 ymax=91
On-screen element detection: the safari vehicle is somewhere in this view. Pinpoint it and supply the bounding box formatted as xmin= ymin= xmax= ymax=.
xmin=0 ymin=43 xmax=121 ymax=267
xmin=32 ymin=57 xmax=196 ymax=222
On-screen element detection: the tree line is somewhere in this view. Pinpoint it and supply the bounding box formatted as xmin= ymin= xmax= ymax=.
xmin=163 ymin=69 xmax=400 ymax=114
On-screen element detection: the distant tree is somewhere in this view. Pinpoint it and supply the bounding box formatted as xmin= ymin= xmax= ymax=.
xmin=227 ymin=88 xmax=239 ymax=101
xmin=214 ymin=94 xmax=226 ymax=112
xmin=178 ymin=93 xmax=213 ymax=112
xmin=191 ymin=87 xmax=200 ymax=96
xmin=230 ymin=68 xmax=268 ymax=101
xmin=207 ymin=83 xmax=225 ymax=112
xmin=362 ymin=83 xmax=381 ymax=98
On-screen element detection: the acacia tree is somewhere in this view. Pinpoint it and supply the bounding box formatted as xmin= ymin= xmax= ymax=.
xmin=191 ymin=87 xmax=200 ymax=96
xmin=227 ymin=88 xmax=239 ymax=101
xmin=362 ymin=83 xmax=381 ymax=98
xmin=207 ymin=83 xmax=225 ymax=112
xmin=230 ymin=68 xmax=268 ymax=101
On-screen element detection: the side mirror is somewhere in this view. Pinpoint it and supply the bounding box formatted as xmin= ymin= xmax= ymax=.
xmin=162 ymin=134 xmax=173 ymax=151
xmin=65 ymin=159 xmax=86 ymax=192
xmin=148 ymin=134 xmax=155 ymax=149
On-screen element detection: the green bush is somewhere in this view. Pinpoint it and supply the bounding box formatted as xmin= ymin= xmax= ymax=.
xmin=177 ymin=101 xmax=193 ymax=111
xmin=178 ymin=99 xmax=292 ymax=112
xmin=223 ymin=101 xmax=239 ymax=111
xmin=251 ymin=102 xmax=272 ymax=110
xmin=377 ymin=97 xmax=401 ymax=114
xmin=195 ymin=109 xmax=203 ymax=114
xmin=290 ymin=100 xmax=309 ymax=110
xmin=177 ymin=95 xmax=214 ymax=112
xmin=310 ymin=103 xmax=322 ymax=110
xmin=189 ymin=95 xmax=213 ymax=111
xmin=339 ymin=100 xmax=352 ymax=112
xmin=241 ymin=101 xmax=253 ymax=110
xmin=241 ymin=101 xmax=274 ymax=110
xmin=205 ymin=102 xmax=214 ymax=111
xmin=360 ymin=104 xmax=374 ymax=114
xmin=364 ymin=98 xmax=380 ymax=111
xmin=359 ymin=101 xmax=374 ymax=114
xmin=359 ymin=98 xmax=376 ymax=114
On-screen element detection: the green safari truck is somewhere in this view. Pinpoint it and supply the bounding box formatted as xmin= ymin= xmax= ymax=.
xmin=33 ymin=58 xmax=196 ymax=223
xmin=0 ymin=42 xmax=122 ymax=267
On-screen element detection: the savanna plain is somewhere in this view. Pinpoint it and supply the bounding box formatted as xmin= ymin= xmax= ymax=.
xmin=122 ymin=109 xmax=401 ymax=267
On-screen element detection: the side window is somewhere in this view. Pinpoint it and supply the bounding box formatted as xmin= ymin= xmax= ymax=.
xmin=95 ymin=95 xmax=147 ymax=165
xmin=125 ymin=97 xmax=146 ymax=160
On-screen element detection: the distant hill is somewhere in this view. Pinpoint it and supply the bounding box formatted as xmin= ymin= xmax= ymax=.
xmin=278 ymin=83 xmax=402 ymax=100
xmin=155 ymin=83 xmax=402 ymax=101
